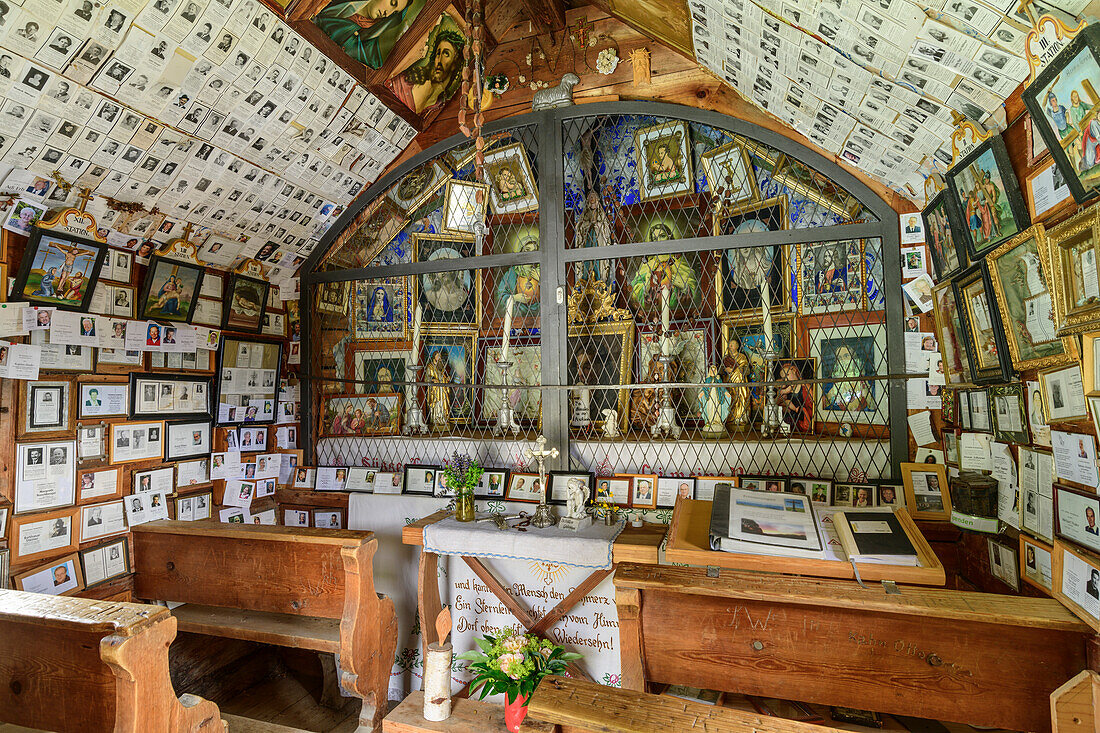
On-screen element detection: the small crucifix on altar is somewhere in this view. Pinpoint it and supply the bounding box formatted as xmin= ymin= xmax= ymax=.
xmin=524 ymin=435 xmax=559 ymax=529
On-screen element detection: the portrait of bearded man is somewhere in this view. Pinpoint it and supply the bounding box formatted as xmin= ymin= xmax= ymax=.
xmin=385 ymin=21 xmax=466 ymax=115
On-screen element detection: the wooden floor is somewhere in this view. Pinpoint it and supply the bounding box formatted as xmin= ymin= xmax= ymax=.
xmin=218 ymin=671 xmax=363 ymax=733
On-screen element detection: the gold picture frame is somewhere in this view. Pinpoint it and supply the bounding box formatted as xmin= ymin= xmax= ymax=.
xmin=1047 ymin=206 xmax=1100 ymax=337
xmin=412 ymin=233 xmax=481 ymax=327
xmin=483 ymin=142 xmax=539 ymax=215
xmin=1082 ymin=331 xmax=1100 ymax=396
xmin=986 ymin=224 xmax=1077 ymax=372
xmin=699 ymin=139 xmax=760 ymax=208
xmin=713 ymin=196 xmax=790 ymax=320
xmin=795 ymin=238 xmax=867 ymax=315
xmin=931 ymin=281 xmax=973 ymax=388
xmin=420 ymin=326 xmax=479 ymax=426
xmin=441 ymin=180 xmax=489 ymax=236
xmin=568 ymin=320 xmax=634 ymax=435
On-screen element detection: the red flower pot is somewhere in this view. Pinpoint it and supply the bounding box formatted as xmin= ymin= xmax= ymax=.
xmin=504 ymin=691 xmax=529 ymax=732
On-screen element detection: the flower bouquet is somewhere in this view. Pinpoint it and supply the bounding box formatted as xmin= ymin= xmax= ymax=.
xmin=442 ymin=452 xmax=483 ymax=522
xmin=456 ymin=629 xmax=582 ymax=731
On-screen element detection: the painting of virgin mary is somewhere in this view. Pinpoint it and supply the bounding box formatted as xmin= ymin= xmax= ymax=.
xmin=368 ymin=285 xmax=393 ymax=324
xmin=314 ymin=0 xmax=427 ymax=70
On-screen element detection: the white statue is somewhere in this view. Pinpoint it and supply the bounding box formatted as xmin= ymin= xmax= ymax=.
xmin=566 ymin=477 xmax=588 ymax=519
xmin=601 ymin=408 xmax=620 ymax=438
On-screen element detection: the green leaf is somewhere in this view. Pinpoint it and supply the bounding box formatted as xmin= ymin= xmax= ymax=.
xmin=474 ymin=637 xmax=494 ymax=653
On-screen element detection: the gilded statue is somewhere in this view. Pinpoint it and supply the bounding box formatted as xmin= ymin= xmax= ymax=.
xmin=723 ymin=336 xmax=750 ymax=429
xmin=425 ymin=348 xmax=452 ymax=431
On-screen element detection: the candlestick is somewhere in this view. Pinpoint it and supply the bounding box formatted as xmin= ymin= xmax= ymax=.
xmin=660 ymin=285 xmax=671 ymax=356
xmin=501 ymin=295 xmax=514 ymax=361
xmin=412 ymin=303 xmax=422 ymax=366
xmin=760 ymin=257 xmax=771 ymax=353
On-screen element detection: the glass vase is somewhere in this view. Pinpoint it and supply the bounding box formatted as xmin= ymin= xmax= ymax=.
xmin=454 ymin=492 xmax=475 ymax=522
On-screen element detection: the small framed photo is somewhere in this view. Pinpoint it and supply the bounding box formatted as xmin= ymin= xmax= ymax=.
xmin=901 ymin=462 xmax=952 ymax=520
xmin=176 ymin=459 xmax=211 ymax=488
xmin=1055 ymin=540 xmax=1100 ymax=630
xmin=175 ymin=492 xmax=212 ymax=521
xmin=548 ymin=471 xmax=592 ymax=505
xmin=284 ymin=508 xmax=311 ymax=527
xmin=292 ymin=467 xmax=316 ymax=488
xmin=75 ymin=424 xmax=107 ymax=462
xmin=15 ymin=440 xmax=77 ymax=514
xmin=625 ymin=473 xmax=658 ymax=509
xmin=313 ymin=509 xmax=344 ymax=529
xmin=374 ymin=471 xmax=402 ymax=494
xmin=989 ymin=383 xmax=1031 ymax=445
xmin=831 ymin=483 xmax=877 ymax=507
xmin=739 ymin=475 xmax=789 ymax=493
xmin=1020 ymin=534 xmax=1054 ymax=592
xmin=791 ymin=478 xmax=831 ymax=504
xmin=78 ymin=380 xmax=128 ymax=418
xmin=1083 ymin=331 xmax=1100 ymax=396
xmin=442 ymin=180 xmax=489 ymax=235
xmin=164 ymin=420 xmax=211 ymax=461
xmin=877 ymin=484 xmax=904 ymax=508
xmin=12 ymin=554 xmax=84 ymax=596
xmin=0 ymin=548 xmax=7 ymax=590
xmin=238 ymin=426 xmax=268 ymax=452
xmin=594 ymin=476 xmax=632 ymax=506
xmin=0 ymin=505 xmax=8 ymax=536
xmin=505 ymin=472 xmax=544 ymax=503
xmin=108 ymin=421 xmax=164 ymax=463
xmin=1054 ymin=483 xmax=1100 ymax=557
xmin=80 ymin=537 xmax=131 ymax=588
xmin=656 ymin=476 xmax=694 ymax=507
xmin=1040 ymin=364 xmax=1088 ymax=422
xmin=634 ymin=119 xmax=694 ymax=201
xmin=222 ymin=274 xmax=269 ymax=333
xmin=19 ymin=379 xmax=74 ymax=438
xmin=315 ymin=467 xmax=348 ymax=491
xmin=137 ymin=255 xmax=205 ymax=323
xmin=988 ymin=538 xmax=1020 ymax=591
xmin=129 ymin=373 xmax=212 ymax=420
xmin=11 ymin=507 xmax=78 ymax=562
xmin=477 ymin=468 xmax=509 ymax=498
xmin=403 ymin=465 xmax=439 ymax=495
xmin=131 ymin=466 xmax=174 ymax=495
xmin=79 ymin=500 xmax=127 ymax=543
xmin=693 ymin=476 xmax=736 ymax=502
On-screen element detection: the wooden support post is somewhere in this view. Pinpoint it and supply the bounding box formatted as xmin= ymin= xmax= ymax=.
xmin=1050 ymin=670 xmax=1100 ymax=733
xmin=614 ymin=586 xmax=645 ymax=692
xmin=418 ymin=550 xmax=444 ymax=659
xmin=318 ymin=653 xmax=342 ymax=710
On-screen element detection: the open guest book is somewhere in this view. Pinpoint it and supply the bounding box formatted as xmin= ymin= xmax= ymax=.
xmin=708 ymin=486 xmax=827 ymax=559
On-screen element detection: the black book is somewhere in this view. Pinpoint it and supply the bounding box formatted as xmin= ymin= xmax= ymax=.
xmin=832 ymin=510 xmax=919 ymax=565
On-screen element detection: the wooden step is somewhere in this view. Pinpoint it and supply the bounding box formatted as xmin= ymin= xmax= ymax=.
xmin=383 ymin=691 xmax=553 ymax=732
xmin=172 ymin=603 xmax=341 ymax=653
xmin=222 ymin=713 xmax=314 ymax=733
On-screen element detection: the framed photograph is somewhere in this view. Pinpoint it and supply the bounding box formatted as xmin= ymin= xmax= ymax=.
xmin=931 ymin=282 xmax=974 ymax=388
xmin=175 ymin=458 xmax=210 ymax=489
xmin=0 ymin=505 xmax=8 ymax=536
xmin=634 ymin=120 xmax=694 ymax=201
xmin=594 ymin=476 xmax=632 ymax=506
xmin=215 ymin=338 xmax=283 ymax=425
xmin=988 ymin=538 xmax=1020 ymax=591
xmin=1021 ymin=448 xmax=1054 ymax=542
xmin=484 ymin=142 xmax=539 ymax=215
xmin=441 ymin=180 xmax=489 ymax=235
xmin=548 ymin=471 xmax=593 ymax=505
xmin=389 ymin=160 xmax=451 ymax=212
xmin=79 ymin=500 xmax=127 ymax=543
xmin=693 ymin=476 xmax=736 ymax=502
xmin=351 ymin=277 xmax=409 ymax=341
xmin=20 ymin=379 xmax=73 ymax=438
xmin=12 ymin=554 xmax=84 ymax=596
xmin=1046 ymin=207 xmax=1100 ymax=336
xmin=969 ymin=387 xmax=992 ymax=432
xmin=109 ymin=421 xmax=164 ymax=463
xmin=1084 ymin=332 xmax=1100 ymax=396
xmin=1054 ymin=540 xmax=1100 ymax=630
xmin=922 ymin=190 xmax=966 ymax=280
xmin=319 ymin=393 xmax=403 ymax=436
xmin=797 ymin=239 xmax=867 ymax=315
xmin=901 ymin=462 xmax=952 ymax=520
xmin=877 ymin=484 xmax=903 ymax=507
xmin=316 ymin=281 xmax=347 ymax=315
xmin=14 ymin=440 xmax=76 ymax=514
xmin=222 ymin=274 xmax=269 ymax=333
xmin=29 ymin=331 xmax=95 ymax=372
xmin=787 ymin=478 xmax=830 ymax=503
xmin=477 ymin=468 xmax=509 ymax=498
xmin=1020 ymin=534 xmax=1054 ymax=592
xmin=657 ymin=476 xmax=695 ymax=507
xmin=739 ymin=475 xmax=789 ymax=493
xmin=505 ymin=472 xmax=545 ymax=503
xmin=1040 ymin=364 xmax=1088 ymax=422
xmin=831 ymin=483 xmax=877 ymax=507
xmin=1054 ymin=483 xmax=1100 ymax=557
xmin=568 ymin=321 xmax=634 ymax=435
xmin=625 ymin=473 xmax=658 ymax=509
xmin=808 ymin=322 xmax=888 ymax=425
xmin=237 ymin=426 xmax=268 ymax=452
xmin=137 ymin=255 xmax=204 ymax=323
xmin=413 ymin=234 xmax=479 ymax=326
xmin=403 ymin=465 xmax=439 ymax=496
xmin=1025 ymin=156 xmax=1075 ymax=221
xmin=945 ymin=133 xmax=1030 ymax=260
xmin=989 ymin=383 xmax=1030 ymax=444
xmin=80 ymin=537 xmax=131 ymax=588
xmin=11 ymin=507 xmax=78 ymax=562
xmin=953 ymin=263 xmax=1011 ymax=384
xmin=0 ymin=548 xmax=7 ymax=590
xmin=700 ymin=139 xmax=759 ymax=208
xmin=714 ymin=197 xmax=788 ymax=319
xmin=165 ymin=420 xmax=211 ymax=461
xmin=174 ymin=492 xmax=212 ymax=521
xmin=9 ymin=228 xmax=107 ymax=311
xmin=422 ymin=327 xmax=478 ymax=425
xmin=986 ymin=225 xmax=1076 ymax=372
xmin=1023 ymin=24 xmax=1100 ymax=203
xmin=313 ymin=509 xmax=344 ymax=529
xmin=78 ymin=381 xmax=128 ymax=418
xmin=128 ymin=373 xmax=212 ymax=420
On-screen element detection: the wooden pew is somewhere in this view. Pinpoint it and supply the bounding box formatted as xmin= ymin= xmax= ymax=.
xmin=0 ymin=588 xmax=224 ymax=733
xmin=131 ymin=521 xmax=397 ymax=733
xmin=615 ymin=563 xmax=1093 ymax=733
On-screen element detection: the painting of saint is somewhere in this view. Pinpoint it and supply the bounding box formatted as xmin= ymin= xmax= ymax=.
xmin=625 ymin=217 xmax=701 ymax=315
xmin=797 ymin=240 xmax=864 ymax=314
xmin=314 ymin=0 xmax=428 ymax=69
xmin=139 ymin=257 xmax=204 ymax=323
xmin=948 ymin=140 xmax=1026 ymax=257
xmin=384 ymin=13 xmax=466 ymax=116
xmin=352 ymin=278 xmax=407 ymax=339
xmin=389 ymin=161 xmax=448 ymax=211
xmin=494 ymin=230 xmax=540 ymax=318
xmin=922 ymin=193 xmax=961 ymax=278
xmin=484 ymin=143 xmax=538 ymax=214
xmin=773 ymin=358 xmax=815 ymax=433
xmin=717 ymin=197 xmax=788 ymax=316
xmin=17 ymin=233 xmax=105 ymax=310
xmin=424 ymin=332 xmax=474 ymax=422
xmin=415 ymin=234 xmax=476 ymax=324
xmin=634 ymin=120 xmax=694 ymax=201
xmin=483 ymin=342 xmax=541 ymax=423
xmin=811 ymin=325 xmax=884 ymax=424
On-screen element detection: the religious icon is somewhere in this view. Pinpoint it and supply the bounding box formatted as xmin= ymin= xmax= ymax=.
xmin=423 ymin=329 xmax=476 ymax=426
xmin=481 ymin=339 xmax=541 ymax=426
xmin=715 ymin=197 xmax=788 ymax=317
xmin=414 ymin=234 xmax=478 ymax=324
xmin=493 ymin=228 xmax=540 ymax=320
xmin=698 ymin=363 xmax=729 ymax=436
xmin=797 ymin=239 xmax=866 ymax=315
xmin=441 ymin=180 xmax=487 ymax=236
xmin=634 ymin=120 xmax=694 ymax=201
xmin=13 ymin=231 xmax=106 ymax=311
xmin=568 ymin=323 xmax=632 ymax=434
xmin=138 ymin=256 xmax=205 ymax=323
xmin=700 ymin=139 xmax=759 ymax=206
xmin=483 ymin=142 xmax=538 ymax=214
xmin=810 ymin=323 xmax=887 ymax=425
xmin=352 ymin=277 xmax=408 ymax=340
xmin=773 ymin=358 xmax=816 ymax=434
xmin=313 ymin=0 xmax=428 ymax=69
xmin=947 ymin=135 xmax=1029 ymax=258
xmin=222 ymin=274 xmax=269 ymax=333
xmin=722 ymin=335 xmax=751 ymax=430
xmin=922 ymin=191 xmax=964 ymax=279
xmin=388 ymin=160 xmax=449 ymax=211
xmin=383 ymin=11 xmax=467 ymax=116
xmin=321 ymin=393 xmax=402 ymax=436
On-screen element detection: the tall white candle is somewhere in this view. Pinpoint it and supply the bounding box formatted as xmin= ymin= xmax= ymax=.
xmin=760 ymin=262 xmax=771 ymax=353
xmin=661 ymin=285 xmax=671 ymax=356
xmin=412 ymin=303 xmax=422 ymax=366
xmin=501 ymin=295 xmax=515 ymax=361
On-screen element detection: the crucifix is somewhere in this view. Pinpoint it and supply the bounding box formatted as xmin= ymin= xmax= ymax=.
xmin=75 ymin=187 xmax=93 ymax=213
xmin=524 ymin=435 xmax=559 ymax=528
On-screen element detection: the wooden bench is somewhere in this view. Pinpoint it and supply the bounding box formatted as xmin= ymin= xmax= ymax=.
xmin=131 ymin=521 xmax=397 ymax=733
xmin=0 ymin=589 xmax=224 ymax=733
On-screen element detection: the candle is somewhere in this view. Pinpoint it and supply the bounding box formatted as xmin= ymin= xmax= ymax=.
xmin=412 ymin=303 xmax=422 ymax=366
xmin=760 ymin=259 xmax=771 ymax=353
xmin=501 ymin=295 xmax=514 ymax=361
xmin=661 ymin=285 xmax=671 ymax=357
xmin=423 ymin=641 xmax=453 ymax=721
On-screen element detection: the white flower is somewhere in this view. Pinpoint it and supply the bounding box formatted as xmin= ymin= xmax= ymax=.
xmin=519 ymin=75 xmax=526 ymax=83
xmin=596 ymin=48 xmax=619 ymax=75
xmin=503 ymin=635 xmax=526 ymax=653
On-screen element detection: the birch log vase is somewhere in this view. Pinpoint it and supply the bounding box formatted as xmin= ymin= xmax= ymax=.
xmin=423 ymin=607 xmax=453 ymax=721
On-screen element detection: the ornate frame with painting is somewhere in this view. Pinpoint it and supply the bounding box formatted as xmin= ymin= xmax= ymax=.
xmin=350 ymin=351 xmax=410 ymax=395
xmin=483 ymin=142 xmax=538 ymax=215
xmin=222 ymin=274 xmax=269 ymax=334
xmin=388 ymin=160 xmax=451 ymax=212
xmin=772 ymin=357 xmax=817 ymax=434
xmin=413 ymin=233 xmax=479 ymax=326
xmin=137 ymin=255 xmax=205 ymax=324
xmin=953 ymin=262 xmax=1012 ymax=384
xmin=945 ymin=133 xmax=1030 ymax=260
xmin=900 ymin=462 xmax=952 ymax=521
xmin=931 ymin=281 xmax=974 ymax=388
xmin=441 ymin=180 xmax=489 ymax=236
xmin=10 ymin=228 xmax=107 ymax=311
xmin=637 ymin=318 xmax=714 ymax=427
xmin=700 ymin=138 xmax=760 ymax=208
xmin=796 ymin=238 xmax=867 ymax=315
xmin=808 ymin=321 xmax=888 ymax=426
xmin=319 ymin=393 xmax=403 ymax=437
xmin=714 ymin=196 xmax=789 ymax=318
xmin=986 ymin=224 xmax=1077 ymax=371
xmin=421 ymin=326 xmax=478 ymax=425
xmin=921 ymin=190 xmax=967 ymax=279
xmin=1047 ymin=207 xmax=1100 ymax=336
xmin=351 ymin=277 xmax=408 ymax=342
xmin=634 ymin=120 xmax=694 ymax=202
xmin=1024 ymin=24 xmax=1100 ymax=203
xmin=477 ymin=333 xmax=542 ymax=430
xmin=316 ymin=281 xmax=347 ymax=315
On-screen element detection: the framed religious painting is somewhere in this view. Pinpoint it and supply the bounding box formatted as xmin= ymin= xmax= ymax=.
xmin=772 ymin=358 xmax=817 ymax=434
xmin=634 ymin=120 xmax=694 ymax=202
xmin=989 ymin=383 xmax=1030 ymax=445
xmin=568 ymin=321 xmax=634 ymax=435
xmin=137 ymin=255 xmax=204 ymax=323
xmin=351 ymin=277 xmax=408 ymax=341
xmin=222 ymin=274 xmax=269 ymax=334
xmin=483 ymin=142 xmax=539 ymax=215
xmin=9 ymin=228 xmax=107 ymax=311
xmin=986 ymin=225 xmax=1077 ymax=372
xmin=413 ymin=233 xmax=479 ymax=326
xmin=796 ymin=238 xmax=867 ymax=315
xmin=316 ymin=281 xmax=347 ymax=315
xmin=1024 ymin=24 xmax=1100 ymax=203
xmin=953 ymin=263 xmax=1011 ymax=384
xmin=1047 ymin=207 xmax=1100 ymax=336
xmin=441 ymin=180 xmax=489 ymax=236
xmin=483 ymin=260 xmax=541 ymax=334
xmin=478 ymin=334 xmax=541 ymax=430
xmin=319 ymin=393 xmax=403 ymax=436
xmin=421 ymin=327 xmax=478 ymax=425
xmin=388 ymin=160 xmax=451 ymax=212
xmin=931 ymin=282 xmax=974 ymax=388
xmin=625 ymin=251 xmax=707 ymax=324
xmin=714 ymin=196 xmax=788 ymax=318
xmin=808 ymin=322 xmax=888 ymax=425
xmin=945 ymin=133 xmax=1030 ymax=260
xmin=637 ymin=319 xmax=714 ymax=427
xmin=921 ymin=190 xmax=966 ymax=279
xmin=1083 ymin=332 xmax=1100 ymax=396
xmin=18 ymin=379 xmax=74 ymax=439
xmin=700 ymin=138 xmax=759 ymax=208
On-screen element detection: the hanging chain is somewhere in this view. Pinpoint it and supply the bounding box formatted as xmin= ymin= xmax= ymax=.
xmin=459 ymin=0 xmax=486 ymax=182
